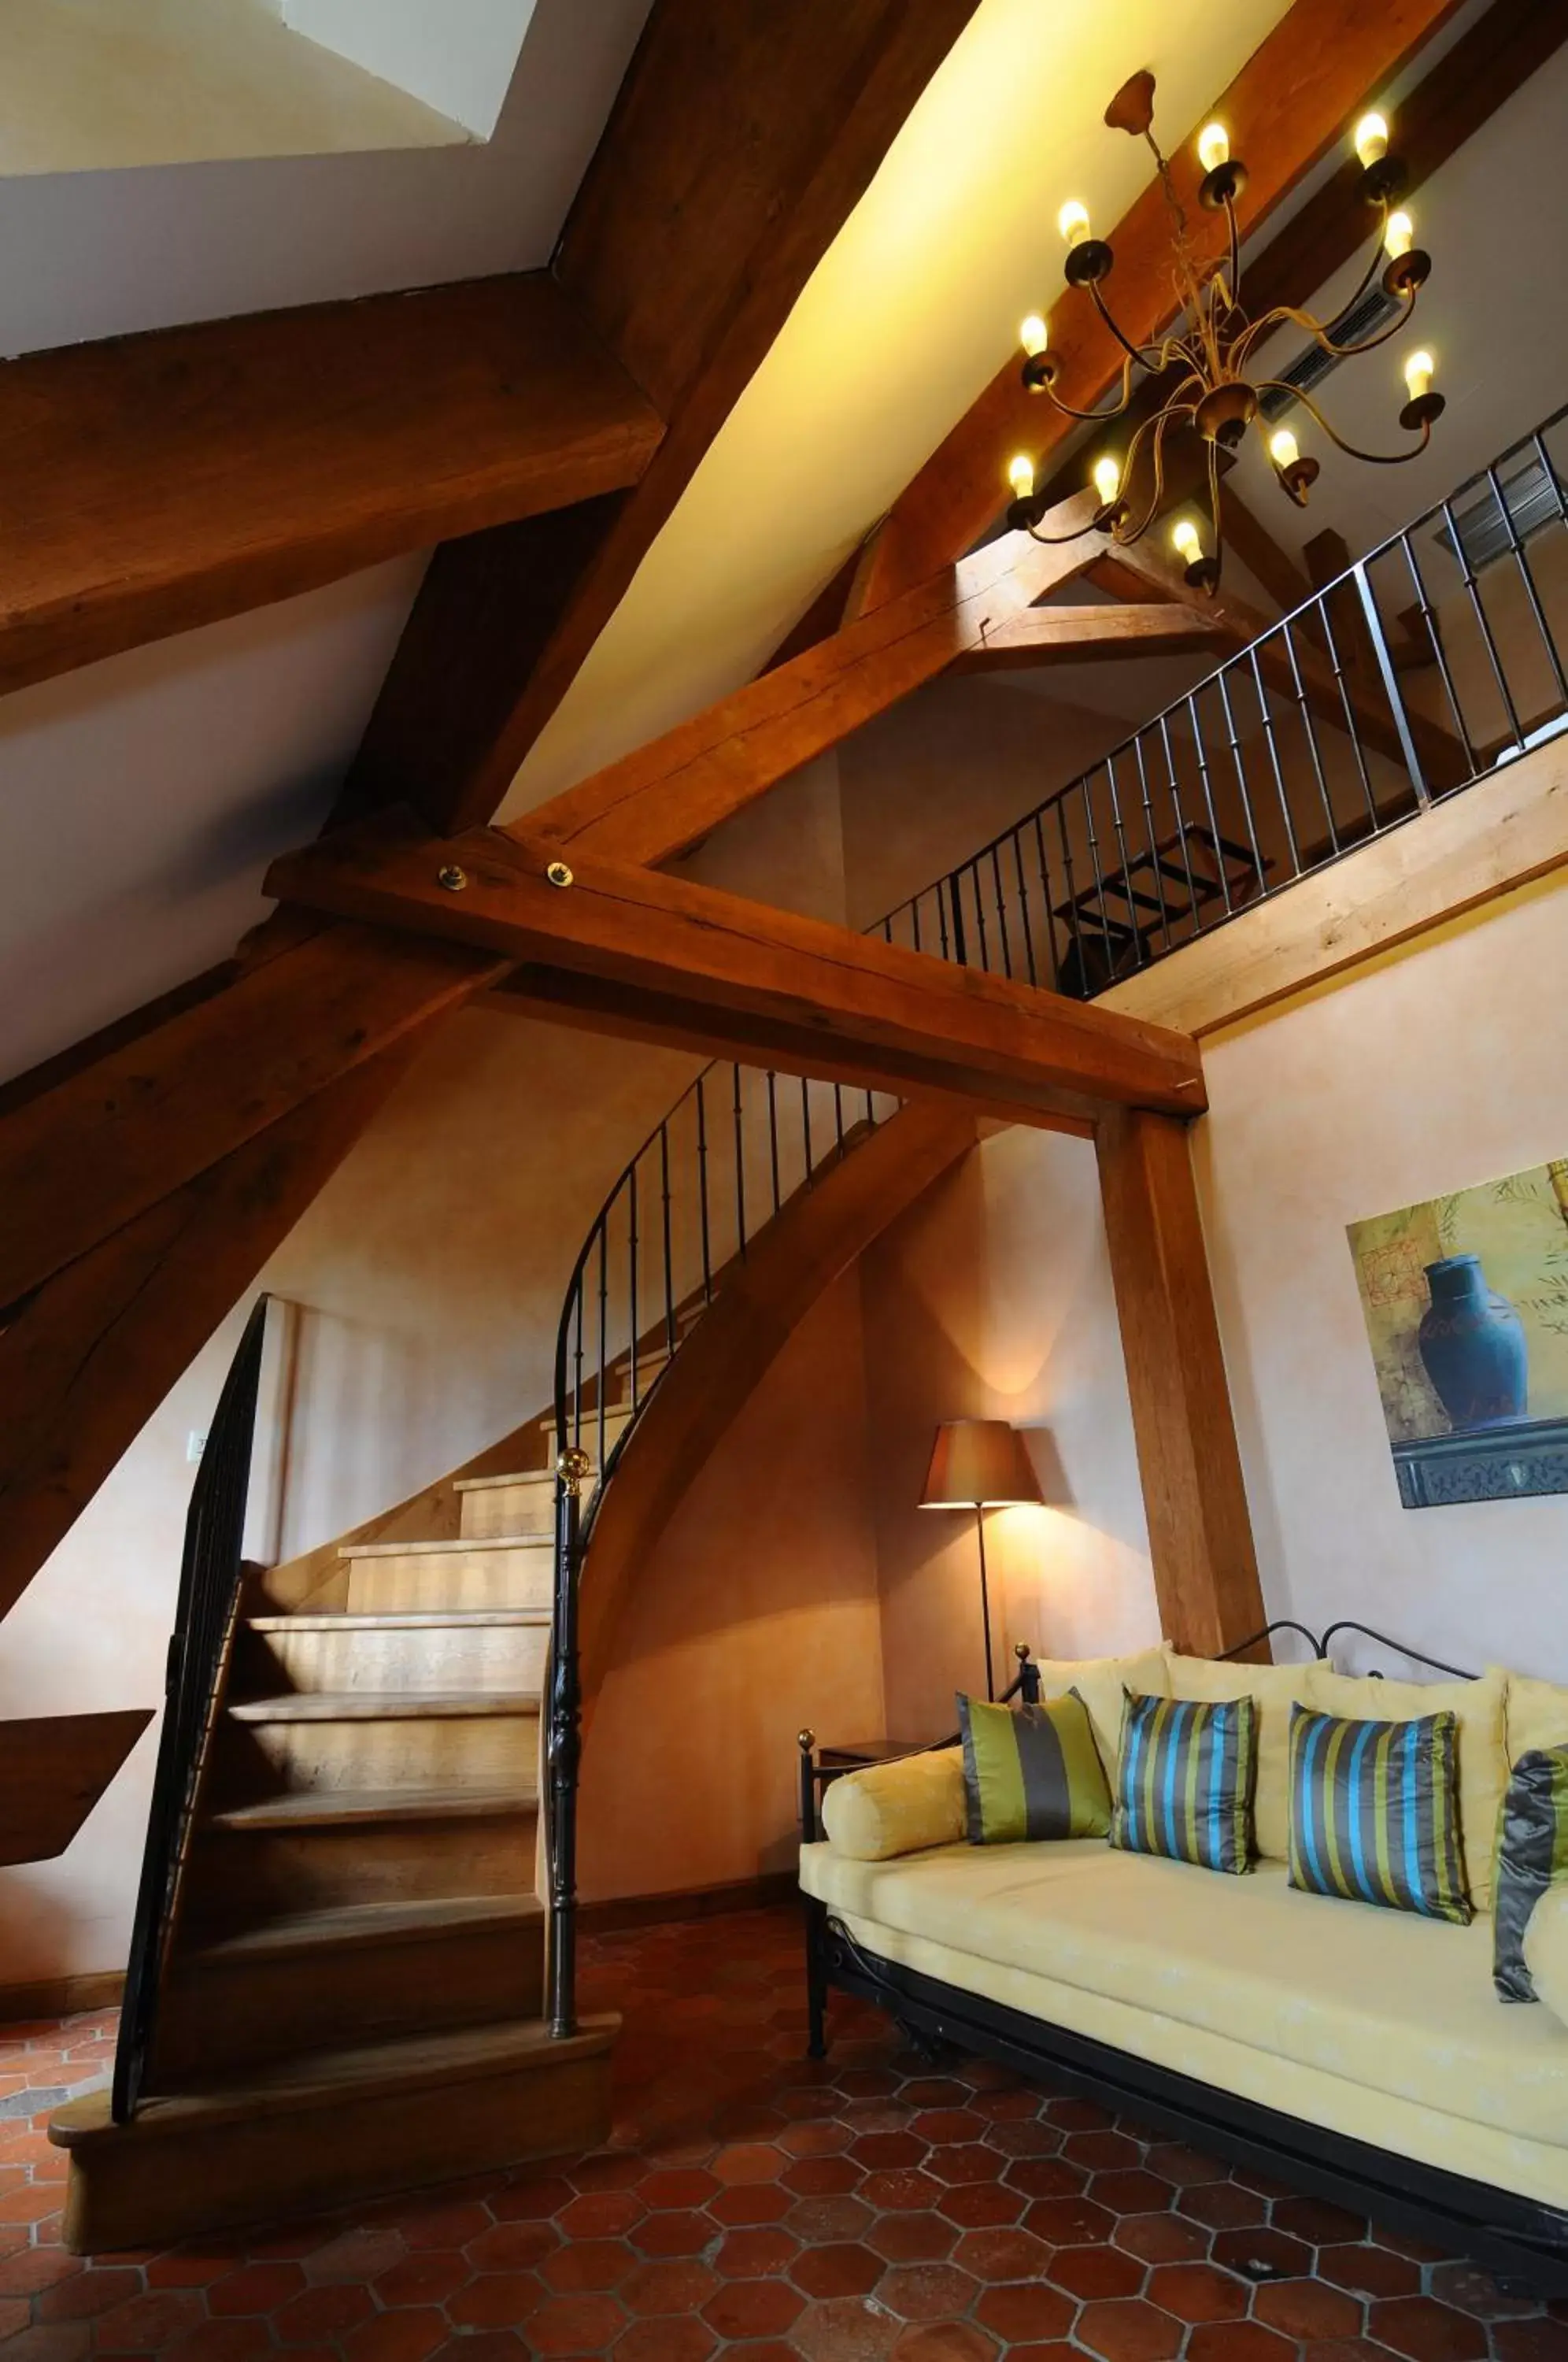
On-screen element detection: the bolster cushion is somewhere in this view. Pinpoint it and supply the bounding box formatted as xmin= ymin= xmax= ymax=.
xmin=821 ymin=1747 xmax=966 ymax=1860
xmin=1524 ymin=1883 xmax=1568 ymax=2027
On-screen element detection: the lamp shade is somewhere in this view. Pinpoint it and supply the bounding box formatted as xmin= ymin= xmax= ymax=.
xmin=919 ymin=1420 xmax=1043 ymax=1509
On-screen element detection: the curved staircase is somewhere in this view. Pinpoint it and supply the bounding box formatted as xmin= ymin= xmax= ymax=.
xmin=51 ymin=1055 xmax=974 ymax=2251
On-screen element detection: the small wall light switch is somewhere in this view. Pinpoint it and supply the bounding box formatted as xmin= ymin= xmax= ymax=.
xmin=187 ymin=1430 xmax=208 ymax=1464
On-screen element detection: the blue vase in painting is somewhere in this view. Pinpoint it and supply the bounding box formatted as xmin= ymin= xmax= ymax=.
xmin=1417 ymin=1254 xmax=1528 ymax=1431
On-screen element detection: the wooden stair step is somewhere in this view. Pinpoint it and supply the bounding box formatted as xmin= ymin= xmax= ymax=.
xmin=338 ymin=1535 xmax=553 ymax=1614
xmin=154 ymin=1897 xmax=547 ymax=2082
xmin=50 ymin=2014 xmax=619 ymax=2250
xmin=242 ymin=1610 xmax=552 ymax=1694
xmin=228 ymin=1691 xmax=540 ymax=1723
xmin=209 ymin=1786 xmax=534 ymax=1832
xmin=247 ymin=1611 xmax=550 ymax=1630
xmin=341 ymin=1535 xmax=553 ymax=1559
xmin=453 ymin=1472 xmax=558 ymax=1495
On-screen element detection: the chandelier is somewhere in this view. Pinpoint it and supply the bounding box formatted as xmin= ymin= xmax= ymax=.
xmin=1003 ymin=72 xmax=1444 ymax=594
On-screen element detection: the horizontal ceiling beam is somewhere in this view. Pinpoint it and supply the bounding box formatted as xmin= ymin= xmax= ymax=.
xmin=951 ymin=601 xmax=1230 ymax=674
xmin=524 ymin=492 xmax=1104 ymax=867
xmin=0 ymin=274 xmax=663 ymax=696
xmin=852 ymin=0 xmax=1469 ymax=613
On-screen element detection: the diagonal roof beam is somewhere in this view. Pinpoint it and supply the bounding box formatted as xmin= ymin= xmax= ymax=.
xmin=849 ymin=0 xmax=1471 ymax=615
xmin=338 ymin=0 xmax=987 ymax=838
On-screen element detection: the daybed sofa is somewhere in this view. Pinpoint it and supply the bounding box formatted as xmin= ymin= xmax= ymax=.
xmin=797 ymin=1635 xmax=1568 ymax=2293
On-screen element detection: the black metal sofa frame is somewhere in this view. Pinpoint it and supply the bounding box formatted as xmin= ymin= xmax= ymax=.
xmin=796 ymin=1622 xmax=1568 ymax=2296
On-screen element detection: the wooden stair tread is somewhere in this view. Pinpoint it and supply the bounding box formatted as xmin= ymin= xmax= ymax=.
xmin=209 ymin=1786 xmax=534 ymax=1831
xmin=247 ymin=1610 xmax=552 ymax=1632
xmin=50 ymin=2012 xmax=620 ymax=2145
xmin=340 ymin=1534 xmax=552 ymax=1559
xmin=453 ymin=1471 xmax=557 ymax=1494
xmin=229 ymin=1692 xmax=539 ymax=1723
xmin=186 ymin=1893 xmax=544 ymax=1963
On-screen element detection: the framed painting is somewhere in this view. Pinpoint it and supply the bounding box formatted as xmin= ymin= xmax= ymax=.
xmin=1346 ymin=1157 xmax=1568 ymax=1509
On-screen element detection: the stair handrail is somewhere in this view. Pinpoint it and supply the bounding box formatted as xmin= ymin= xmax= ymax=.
xmin=876 ymin=398 xmax=1568 ymax=999
xmin=111 ymin=1294 xmax=272 ymax=2122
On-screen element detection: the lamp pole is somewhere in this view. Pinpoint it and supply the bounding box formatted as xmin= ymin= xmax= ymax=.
xmin=974 ymin=1502 xmax=995 ymax=1701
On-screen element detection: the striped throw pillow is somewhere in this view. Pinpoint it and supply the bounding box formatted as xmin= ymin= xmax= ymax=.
xmin=1111 ymin=1690 xmax=1256 ymax=1875
xmin=1494 ymin=1748 xmax=1568 ymax=2000
xmin=1287 ymin=1704 xmax=1471 ymax=1925
xmin=957 ymin=1690 xmax=1111 ymax=1844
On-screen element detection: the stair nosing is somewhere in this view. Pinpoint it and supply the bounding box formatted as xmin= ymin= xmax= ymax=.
xmin=247 ymin=1611 xmax=552 ymax=1633
xmin=181 ymin=1893 xmax=545 ymax=1964
xmin=207 ymin=1786 xmax=536 ymax=1832
xmin=339 ymin=1534 xmax=553 ymax=1560
xmin=228 ymin=1691 xmax=540 ymax=1723
xmin=453 ymin=1471 xmax=557 ymax=1494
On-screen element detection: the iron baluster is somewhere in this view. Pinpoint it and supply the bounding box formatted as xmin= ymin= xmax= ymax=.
xmin=696 ymin=1079 xmax=712 ymax=1305
xmin=911 ymin=896 xmax=923 ymax=954
xmin=1485 ymin=461 xmax=1568 ymax=710
xmin=1440 ymin=493 xmax=1525 ymax=752
xmin=571 ymin=1279 xmax=584 ymax=1452
xmin=1246 ymin=641 xmax=1302 ymax=875
xmin=597 ymin=1226 xmax=608 ymax=1479
xmin=1010 ymin=831 xmax=1038 ymax=985
xmin=1102 ymin=751 xmax=1145 ymax=968
xmin=967 ymin=867 xmax=991 ymax=972
xmin=945 ymin=872 xmax=967 ymax=965
xmin=833 ymin=1083 xmax=845 ymax=1153
xmin=1055 ymin=794 xmax=1089 ymax=994
xmin=1352 ymin=562 xmax=1431 ymax=808
xmin=1030 ymin=811 xmax=1063 ymax=991
xmin=1080 ymin=765 xmax=1115 ymax=980
xmin=801 ymin=1075 xmax=814 ymax=1184
xmin=547 ymin=1445 xmax=591 ymax=2038
xmin=1314 ymin=594 xmax=1380 ymax=825
xmin=1130 ymin=734 xmax=1172 ymax=953
xmin=627 ymin=1163 xmax=640 ymax=1413
xmin=766 ymin=1072 xmax=781 ymax=1215
xmin=1156 ymin=712 xmax=1202 ymax=931
xmin=733 ymin=1064 xmax=746 ymax=1261
xmin=660 ymin=1125 xmax=675 ymax=1354
xmin=937 ymin=881 xmax=952 ymax=963
xmin=987 ymin=846 xmax=1013 ymax=978
xmin=1184 ymin=693 xmax=1233 ymax=915
xmin=1212 ymin=662 xmax=1269 ymax=890
xmin=1279 ymin=619 xmax=1341 ymax=854
xmin=1400 ymin=531 xmax=1479 ymax=776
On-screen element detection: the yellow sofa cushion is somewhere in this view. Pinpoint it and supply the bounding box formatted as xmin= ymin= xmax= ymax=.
xmin=1033 ymin=1647 xmax=1167 ymax=1783
xmin=799 ymin=1836 xmax=1568 ymax=2158
xmin=1525 ymin=1885 xmax=1568 ymax=2029
xmin=1164 ymin=1649 xmax=1318 ymax=1865
xmin=1304 ymin=1663 xmax=1508 ymax=1911
xmin=1508 ymin=1675 xmax=1568 ymax=1764
xmin=820 ymin=1747 xmax=965 ymax=1861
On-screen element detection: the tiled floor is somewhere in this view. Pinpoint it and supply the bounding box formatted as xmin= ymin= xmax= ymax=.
xmin=1 ymin=1905 xmax=1565 ymax=2360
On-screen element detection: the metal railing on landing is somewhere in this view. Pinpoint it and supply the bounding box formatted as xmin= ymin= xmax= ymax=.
xmin=878 ymin=402 xmax=1568 ymax=999
xmin=111 ymin=1295 xmax=271 ymax=2121
xmin=545 ymin=1062 xmax=897 ymax=2036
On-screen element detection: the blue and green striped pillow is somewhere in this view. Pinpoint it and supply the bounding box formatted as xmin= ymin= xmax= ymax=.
xmin=1111 ymin=1690 xmax=1256 ymax=1875
xmin=1287 ymin=1704 xmax=1471 ymax=1925
xmin=957 ymin=1690 xmax=1111 ymax=1844
xmin=1494 ymin=1748 xmax=1568 ymax=2000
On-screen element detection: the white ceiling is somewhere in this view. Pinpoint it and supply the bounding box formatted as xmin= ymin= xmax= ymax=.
xmin=1 ymin=0 xmax=1563 ymax=1090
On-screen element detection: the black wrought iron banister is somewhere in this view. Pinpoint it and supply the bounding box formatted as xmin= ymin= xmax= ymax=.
xmin=112 ymin=1294 xmax=272 ymax=2122
xmin=877 ymin=402 xmax=1568 ymax=1001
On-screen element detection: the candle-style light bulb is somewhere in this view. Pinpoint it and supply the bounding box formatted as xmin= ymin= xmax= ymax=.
xmin=1092 ymin=454 xmax=1122 ymax=506
xmin=1008 ymin=454 xmax=1036 ymax=500
xmin=1385 ymin=209 xmax=1415 ymax=260
xmin=1404 ymin=349 xmax=1435 ymax=402
xmin=1171 ymin=518 xmax=1203 ymax=563
xmin=1196 ymin=123 xmax=1230 ymax=173
xmin=1019 ymin=313 xmax=1048 ymax=358
xmin=1269 ymin=428 xmax=1300 ymax=472
xmin=1354 ymin=112 xmax=1389 ymax=168
xmin=1058 ymin=199 xmax=1091 ymax=247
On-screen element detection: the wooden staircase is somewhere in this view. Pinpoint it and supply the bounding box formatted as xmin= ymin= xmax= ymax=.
xmin=50 ymin=1437 xmax=634 ymax=2250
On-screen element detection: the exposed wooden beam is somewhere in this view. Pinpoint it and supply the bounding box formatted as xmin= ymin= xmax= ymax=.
xmin=1096 ymin=1107 xmax=1267 ymax=1657
xmin=342 ymin=0 xmax=986 ymax=835
xmin=264 ymin=813 xmax=1207 ymax=1128
xmin=852 ymin=0 xmax=1469 ymax=612
xmin=0 ymin=926 xmax=502 ymax=1320
xmin=0 ymin=1712 xmax=154 ymax=1867
xmin=1100 ymin=731 xmax=1568 ymax=1040
xmin=0 ymin=1048 xmax=418 ymax=1627
xmin=0 ymin=278 xmax=662 ymax=698
xmin=952 ymin=601 xmax=1230 ymax=674
xmin=524 ymin=493 xmax=1103 ymax=867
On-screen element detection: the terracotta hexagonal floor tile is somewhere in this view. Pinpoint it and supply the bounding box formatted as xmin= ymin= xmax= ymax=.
xmin=207 ymin=2262 xmax=308 ymax=2316
xmin=952 ymin=2227 xmax=1053 ymax=2282
xmin=868 ymin=2213 xmax=960 ymax=2265
xmin=1115 ymin=2213 xmax=1211 ymax=2268
xmin=1492 ymin=2323 xmax=1568 ymax=2362
xmin=342 ymin=2307 xmax=451 ymax=2362
xmin=900 ymin=2080 xmax=971 ymax=2109
xmin=713 ymin=2143 xmax=787 ymax=2185
xmin=860 ymin=2169 xmax=947 ymax=2215
xmin=1318 ymin=2244 xmax=1424 ymax=2300
xmin=1252 ymin=2275 xmax=1366 ymax=2341
xmin=636 ymin=2167 xmax=720 ymax=2211
xmin=621 ymin=2259 xmax=720 ymax=2316
xmin=372 ymin=2250 xmax=470 ymax=2309
xmin=1004 ymin=2156 xmax=1087 ymax=2201
xmin=974 ymin=2280 xmax=1078 ymax=2343
xmin=1049 ymin=2245 xmax=1146 ymax=2301
xmin=523 ymin=2291 xmax=630 ymax=2355
xmin=1426 ymin=2262 xmax=1541 ymax=2321
xmin=791 ymin=2293 xmax=904 ymax=2362
xmin=1146 ymin=2263 xmax=1249 ymax=2323
xmin=852 ymin=2133 xmax=929 ymax=2173
xmin=1075 ymin=2297 xmax=1185 ymax=2362
xmin=782 ymin=2120 xmax=856 ymax=2159
xmin=912 ymin=2109 xmax=986 ymax=2146
xmin=446 ymin=2271 xmax=546 ymax=2331
xmin=877 ymin=2262 xmax=980 ymax=2322
xmin=37 ymin=2266 xmax=143 ymax=2321
xmin=629 ymin=2211 xmax=713 ymax=2260
xmin=701 ymin=2275 xmax=807 ymax=2339
xmin=1093 ymin=2169 xmax=1178 ymax=2216
xmin=87 ymin=2286 xmax=208 ymax=2350
xmin=889 ymin=2327 xmax=1000 ymax=2362
xmin=612 ymin=2316 xmax=717 ymax=2362
xmin=274 ymin=2280 xmax=379 ymax=2343
xmin=1369 ymin=2296 xmax=1493 ymax=2361
xmin=1178 ymin=2184 xmax=1268 ymax=2234
xmin=1270 ymin=2196 xmax=1368 ymax=2246
xmin=784 ymin=2157 xmax=865 ymax=2198
xmin=1209 ymin=2228 xmax=1312 ymax=2282
xmin=463 ymin=2220 xmax=557 ymax=2275
xmin=935 ymin=2183 xmax=1025 ymax=2230
xmin=787 ymin=2195 xmax=878 ymax=2245
xmin=1185 ymin=2326 xmax=1296 ymax=2362
xmin=712 ymin=2226 xmax=800 ymax=2279
xmin=539 ymin=2238 xmax=638 ymax=2294
xmin=1063 ymin=2131 xmax=1143 ymax=2173
xmin=557 ymin=2192 xmax=648 ymax=2241
xmin=790 ymin=2242 xmax=886 ymax=2299
xmin=708 ymin=2182 xmax=793 ymax=2227
xmin=1022 ymin=2194 xmax=1117 ymax=2248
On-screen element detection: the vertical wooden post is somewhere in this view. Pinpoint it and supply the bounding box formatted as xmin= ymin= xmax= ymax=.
xmin=1095 ymin=1107 xmax=1266 ymax=1657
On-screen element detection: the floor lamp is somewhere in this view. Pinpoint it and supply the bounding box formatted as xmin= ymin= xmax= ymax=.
xmin=919 ymin=1420 xmax=1044 ymax=1701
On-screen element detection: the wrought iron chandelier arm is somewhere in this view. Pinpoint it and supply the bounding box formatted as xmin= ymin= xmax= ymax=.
xmin=1256 ymin=379 xmax=1434 ymax=466
xmin=1036 ymin=350 xmax=1138 ymax=426
xmin=1089 ymin=280 xmax=1168 ymax=376
xmin=1237 ymin=287 xmax=1418 ymax=372
xmin=1109 ymin=399 xmax=1195 ymax=546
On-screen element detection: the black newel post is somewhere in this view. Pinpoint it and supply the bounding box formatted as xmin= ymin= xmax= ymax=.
xmin=548 ymin=1444 xmax=591 ymax=2040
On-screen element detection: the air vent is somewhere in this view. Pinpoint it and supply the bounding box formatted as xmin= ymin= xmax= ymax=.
xmin=1259 ymin=286 xmax=1403 ymax=424
xmin=1435 ymin=459 xmax=1565 ymax=572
